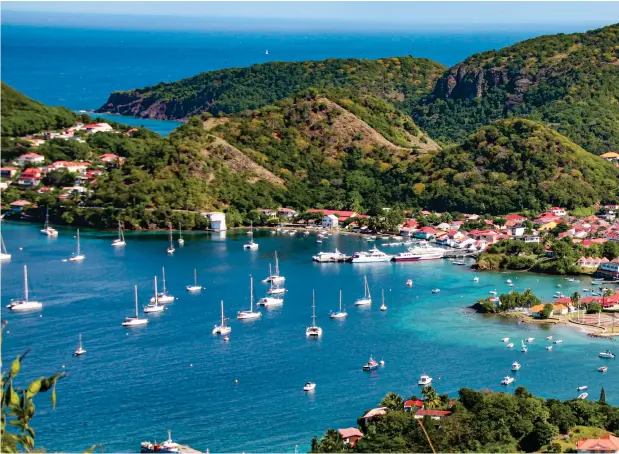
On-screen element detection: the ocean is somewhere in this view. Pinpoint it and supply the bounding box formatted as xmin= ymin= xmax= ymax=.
xmin=1 ymin=222 xmax=616 ymax=452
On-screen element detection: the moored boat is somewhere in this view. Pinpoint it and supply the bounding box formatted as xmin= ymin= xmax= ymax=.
xmin=599 ymin=350 xmax=616 ymax=359
xmin=140 ymin=430 xmax=181 ymax=453
xmin=351 ymin=245 xmax=392 ymax=263
xmin=501 ymin=376 xmax=515 ymax=385
xmin=306 ymin=290 xmax=322 ymax=337
xmin=354 ymin=276 xmax=372 ymax=305
xmin=303 ymin=382 xmax=316 ymax=392
xmin=6 ymin=265 xmax=43 ymax=311
xmin=363 ymin=355 xmax=379 ymax=371
xmin=122 ymin=286 xmax=149 ymax=327
xmin=418 ymin=374 xmax=432 ymax=386
xmin=511 ymin=361 xmax=521 ymax=371
xmin=237 ymin=275 xmax=262 ymax=320
xmin=329 ymin=290 xmax=347 ymax=319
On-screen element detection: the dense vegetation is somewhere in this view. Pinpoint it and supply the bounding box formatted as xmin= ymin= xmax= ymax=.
xmin=414 ymin=23 xmax=619 ymax=154
xmin=1 ymin=82 xmax=78 ymax=137
xmin=472 ymin=289 xmax=543 ymax=314
xmin=312 ymin=387 xmax=619 ymax=453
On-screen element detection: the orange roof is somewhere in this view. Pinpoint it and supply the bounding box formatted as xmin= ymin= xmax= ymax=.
xmin=600 ymin=152 xmax=619 ymax=159
xmin=576 ymin=434 xmax=619 ymax=451
xmin=338 ymin=428 xmax=363 ymax=439
xmin=530 ymin=304 xmax=545 ymax=313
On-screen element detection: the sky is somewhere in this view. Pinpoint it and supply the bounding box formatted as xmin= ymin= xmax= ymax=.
xmin=3 ymin=1 xmax=619 ymax=25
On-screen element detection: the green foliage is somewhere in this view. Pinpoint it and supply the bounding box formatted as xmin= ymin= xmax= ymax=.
xmin=473 ymin=289 xmax=542 ymax=314
xmin=540 ymin=303 xmax=554 ymax=320
xmin=586 ymin=302 xmax=602 ymax=314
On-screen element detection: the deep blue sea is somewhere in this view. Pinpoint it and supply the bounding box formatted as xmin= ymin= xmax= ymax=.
xmin=1 ymin=222 xmax=617 ymax=452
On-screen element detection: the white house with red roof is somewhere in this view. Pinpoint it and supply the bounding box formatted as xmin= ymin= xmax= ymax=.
xmin=414 ymin=409 xmax=453 ymax=420
xmin=278 ymin=207 xmax=298 ymax=218
xmin=307 ymin=209 xmax=358 ymax=222
xmin=98 ymin=153 xmax=125 ymax=165
xmin=576 ymin=433 xmax=619 ymax=453
xmin=550 ymin=206 xmax=566 ymax=216
xmin=18 ymin=152 xmax=45 ymax=166
xmin=47 ymin=161 xmax=90 ymax=174
xmin=17 ymin=168 xmax=42 ymax=187
xmin=83 ymin=123 xmax=113 ymax=133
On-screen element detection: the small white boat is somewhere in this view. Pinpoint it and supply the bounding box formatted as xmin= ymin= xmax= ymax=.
xmin=506 ymin=279 xmax=512 ymax=284
xmin=0 ymin=233 xmax=10 ymax=261
xmin=112 ymin=221 xmax=126 ymax=247
xmin=267 ymin=283 xmax=286 ymax=295
xmin=306 ymin=290 xmax=322 ymax=337
xmin=576 ymin=385 xmax=588 ymax=391
xmin=511 ymin=361 xmax=521 ymax=371
xmin=501 ymin=376 xmax=515 ymax=385
xmin=506 ymin=343 xmax=514 ymax=348
xmin=546 ymin=336 xmax=553 ymax=340
xmin=489 ymin=290 xmax=497 ymax=295
xmin=122 ymin=286 xmax=149 ymax=327
xmin=406 ymin=279 xmax=413 ymax=287
xmin=316 ymin=239 xmax=323 ymax=244
xmin=166 ymin=224 xmax=175 ymax=254
xmin=582 ymin=288 xmax=590 ymax=292
xmin=329 ymin=290 xmax=348 ymax=319
xmin=380 ymin=289 xmax=387 ymax=311
xmin=144 ymin=276 xmax=165 ymax=313
xmin=257 ymin=296 xmax=284 ymax=307
xmin=213 ymin=300 xmax=232 ymax=335
xmin=431 ymin=288 xmax=440 ymax=294
xmin=508 ymin=283 xmax=515 ymax=287
xmin=354 ymin=276 xmax=372 ymax=306
xmin=150 ymin=268 xmax=175 ymax=303
xmin=553 ymin=339 xmax=563 ymax=344
xmin=578 ymin=392 xmax=588 ymax=400
xmin=418 ymin=374 xmax=432 ymax=386
xmin=73 ymin=334 xmax=86 ymax=356
xmin=525 ymin=337 xmax=534 ymax=343
xmin=177 ymin=223 xmax=185 ymax=246
xmin=303 ymin=382 xmax=316 ymax=392
xmin=501 ymin=337 xmax=510 ymax=343
xmin=68 ymin=229 xmax=86 ymax=261
xmin=237 ymin=275 xmax=262 ymax=320
xmin=6 ymin=265 xmax=43 ymax=311
xmin=40 ymin=206 xmax=59 ymax=237
xmin=243 ymin=222 xmax=259 ymax=250
xmin=473 ymin=277 xmax=479 ymax=282
xmin=599 ymin=350 xmax=616 ymax=359
xmin=521 ymin=341 xmax=528 ymax=353
xmin=598 ymin=366 xmax=608 ymax=372
xmin=546 ymin=346 xmax=553 ymax=351
xmin=185 ymin=268 xmax=202 ymax=292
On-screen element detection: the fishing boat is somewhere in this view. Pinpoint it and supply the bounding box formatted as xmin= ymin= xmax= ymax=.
xmin=150 ymin=268 xmax=175 ymax=303
xmin=6 ymin=265 xmax=43 ymax=311
xmin=521 ymin=341 xmax=528 ymax=353
xmin=185 ymin=269 xmax=202 ymax=292
xmin=329 ymin=290 xmax=348 ymax=319
xmin=177 ymin=223 xmax=184 ymax=246
xmin=577 ymin=392 xmax=588 ymax=400
xmin=140 ymin=430 xmax=181 ymax=453
xmin=237 ymin=275 xmax=262 ymax=320
xmin=68 ymin=229 xmax=86 ymax=261
xmin=418 ymin=374 xmax=432 ymax=386
xmin=263 ymin=252 xmax=285 ymax=283
xmin=501 ymin=337 xmax=510 ymax=342
xmin=40 ymin=206 xmax=59 ymax=237
xmin=380 ymin=289 xmax=387 ymax=311
xmin=257 ymin=296 xmax=284 ymax=307
xmin=576 ymin=385 xmax=588 ymax=391
xmin=354 ymin=276 xmax=372 ymax=306
xmin=213 ymin=301 xmax=232 ymax=335
xmin=0 ymin=234 xmax=11 ymax=261
xmin=243 ymin=222 xmax=259 ymax=250
xmin=351 ymin=245 xmax=392 ymax=263
xmin=166 ymin=224 xmax=175 ymax=254
xmin=73 ymin=334 xmax=86 ymax=356
xmin=112 ymin=221 xmax=126 ymax=247
xmin=599 ymin=350 xmax=616 ymax=359
xmin=501 ymin=376 xmax=515 ymax=385
xmin=598 ymin=366 xmax=608 ymax=372
xmin=506 ymin=343 xmax=514 ymax=348
xmin=144 ymin=277 xmax=165 ymax=313
xmin=511 ymin=361 xmax=521 ymax=371
xmin=363 ymin=355 xmax=379 ymax=371
xmin=305 ymin=290 xmax=322 ymax=337
xmin=303 ymin=382 xmax=316 ymax=392
xmin=122 ymin=286 xmax=149 ymax=327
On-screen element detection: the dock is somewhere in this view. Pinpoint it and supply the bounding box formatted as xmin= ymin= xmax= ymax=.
xmin=442 ymin=250 xmax=479 ymax=259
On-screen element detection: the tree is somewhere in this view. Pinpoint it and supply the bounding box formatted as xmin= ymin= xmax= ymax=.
xmin=520 ymin=421 xmax=558 ymax=452
xmin=380 ymin=392 xmax=403 ymax=411
xmin=586 ymin=302 xmax=602 ymax=314
xmin=540 ymin=303 xmax=554 ymax=320
xmin=311 ymin=429 xmax=345 ymax=453
xmin=421 ymin=386 xmax=441 ymax=409
xmin=599 ymin=386 xmax=606 ymax=404
xmin=43 ymin=169 xmax=76 ymax=187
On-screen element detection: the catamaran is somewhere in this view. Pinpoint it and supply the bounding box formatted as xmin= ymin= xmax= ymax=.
xmin=122 ymin=286 xmax=149 ymax=327
xmin=263 ymin=252 xmax=285 ymax=284
xmin=243 ymin=222 xmax=259 ymax=250
xmin=73 ymin=334 xmax=87 ymax=356
xmin=329 ymin=290 xmax=348 ymax=319
xmin=40 ymin=206 xmax=59 ymax=237
xmin=354 ymin=275 xmax=372 ymax=306
xmin=150 ymin=267 xmax=175 ymax=303
xmin=144 ymin=276 xmax=165 ymax=313
xmin=237 ymin=275 xmax=262 ymax=320
xmin=213 ymin=300 xmax=232 ymax=335
xmin=166 ymin=224 xmax=175 ymax=254
xmin=186 ymin=269 xmax=202 ymax=292
xmin=6 ymin=265 xmax=43 ymax=311
xmin=306 ymin=290 xmax=322 ymax=337
xmin=112 ymin=221 xmax=126 ymax=247
xmin=0 ymin=233 xmax=11 ymax=261
xmin=178 ymin=223 xmax=185 ymax=246
xmin=68 ymin=229 xmax=86 ymax=261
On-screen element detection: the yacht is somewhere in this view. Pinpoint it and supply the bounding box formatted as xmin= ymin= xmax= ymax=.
xmin=380 ymin=289 xmax=387 ymax=311
xmin=122 ymin=286 xmax=149 ymax=327
xmin=40 ymin=206 xmax=59 ymax=237
xmin=432 ymin=288 xmax=440 ymax=294
xmin=68 ymin=229 xmax=86 ymax=262
xmin=393 ymin=243 xmax=445 ymax=262
xmin=185 ymin=269 xmax=203 ymax=292
xmin=237 ymin=275 xmax=262 ymax=320
xmin=166 ymin=224 xmax=175 ymax=254
xmin=577 ymin=392 xmax=588 ymax=400
xmin=546 ymin=336 xmax=553 ymax=340
xmin=257 ymin=296 xmax=284 ymax=307
xmin=213 ymin=301 xmax=232 ymax=335
xmin=263 ymin=252 xmax=285 ymax=283
xmin=329 ymin=290 xmax=348 ymax=319
xmin=546 ymin=346 xmax=553 ymax=351
xmin=576 ymin=385 xmax=588 ymax=392
xmin=351 ymin=245 xmax=392 ymax=263
xmin=418 ymin=375 xmax=432 ymax=386
xmin=354 ymin=276 xmax=372 ymax=306
xmin=363 ymin=355 xmax=379 ymax=371
xmin=144 ymin=276 xmax=165 ymax=313
xmin=177 ymin=223 xmax=185 ymax=246
xmin=0 ymin=234 xmax=11 ymax=261
xmin=303 ymin=382 xmax=316 ymax=392
xmin=501 ymin=376 xmax=515 ymax=385
xmin=112 ymin=221 xmax=126 ymax=247
xmin=312 ymin=249 xmax=347 ymax=262
xmin=267 ymin=281 xmax=286 ymax=295
xmin=140 ymin=430 xmax=181 ymax=454
xmin=305 ymin=290 xmax=322 ymax=337
xmin=73 ymin=334 xmax=86 ymax=356
xmin=6 ymin=265 xmax=43 ymax=311
xmin=150 ymin=268 xmax=175 ymax=303
xmin=243 ymin=222 xmax=259 ymax=250
xmin=506 ymin=279 xmax=513 ymax=284
xmin=501 ymin=337 xmax=510 ymax=342
xmin=599 ymin=350 xmax=616 ymax=359
xmin=511 ymin=361 xmax=521 ymax=371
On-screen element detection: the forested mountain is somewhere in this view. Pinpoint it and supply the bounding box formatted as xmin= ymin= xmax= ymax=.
xmin=414 ymin=23 xmax=619 ymax=154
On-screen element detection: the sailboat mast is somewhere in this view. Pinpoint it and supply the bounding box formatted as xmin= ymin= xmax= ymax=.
xmin=76 ymin=229 xmax=81 ymax=255
xmin=23 ymin=265 xmax=28 ymax=302
xmin=221 ymin=300 xmax=225 ymax=324
xmin=194 ymin=268 xmax=197 ymax=286
xmin=339 ymin=290 xmax=342 ymax=311
xmin=250 ymin=275 xmax=254 ymax=311
xmin=169 ymin=224 xmax=173 ymax=247
xmin=312 ymin=290 xmax=316 ymax=327
xmin=382 ymin=288 xmax=385 ymax=305
xmin=134 ymin=285 xmax=139 ymax=317
xmin=154 ymin=276 xmax=159 ymax=304
xmin=179 ymin=223 xmax=183 ymax=239
xmin=275 ymin=252 xmax=279 ymax=276
xmin=78 ymin=334 xmax=82 ymax=349
xmin=162 ymin=267 xmax=166 ymax=293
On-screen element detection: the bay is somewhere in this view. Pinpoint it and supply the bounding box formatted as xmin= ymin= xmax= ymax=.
xmin=1 ymin=222 xmax=616 ymax=452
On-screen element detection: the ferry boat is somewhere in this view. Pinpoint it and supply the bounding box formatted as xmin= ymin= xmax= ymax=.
xmin=501 ymin=376 xmax=515 ymax=385
xmin=140 ymin=430 xmax=181 ymax=453
xmin=393 ymin=243 xmax=445 ymax=262
xmin=351 ymin=245 xmax=392 ymax=263
xmin=40 ymin=206 xmax=59 ymax=237
xmin=6 ymin=265 xmax=43 ymax=311
xmin=312 ymin=249 xmax=348 ymax=262
xmin=363 ymin=355 xmax=379 ymax=371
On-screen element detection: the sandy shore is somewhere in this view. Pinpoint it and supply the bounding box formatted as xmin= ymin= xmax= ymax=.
xmin=502 ymin=311 xmax=619 ymax=338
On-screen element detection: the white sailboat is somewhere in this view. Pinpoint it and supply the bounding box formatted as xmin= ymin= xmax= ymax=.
xmin=329 ymin=290 xmax=348 ymax=319
xmin=306 ymin=290 xmax=323 ymax=337
xmin=213 ymin=300 xmax=232 ymax=335
xmin=263 ymin=251 xmax=285 ymax=283
xmin=267 ymin=279 xmax=286 ymax=295
xmin=122 ymin=285 xmax=149 ymax=326
xmin=112 ymin=221 xmax=126 ymax=247
xmin=144 ymin=276 xmax=165 ymax=313
xmin=186 ymin=268 xmax=202 ymax=292
xmin=237 ymin=275 xmax=262 ymax=320
xmin=40 ymin=206 xmax=59 ymax=237
xmin=6 ymin=265 xmax=43 ymax=311
xmin=166 ymin=224 xmax=175 ymax=254
xmin=73 ymin=334 xmax=86 ymax=356
xmin=257 ymin=295 xmax=284 ymax=307
xmin=150 ymin=267 xmax=175 ymax=303
xmin=68 ymin=229 xmax=86 ymax=261
xmin=354 ymin=275 xmax=372 ymax=306
xmin=380 ymin=289 xmax=387 ymax=311
xmin=178 ymin=223 xmax=185 ymax=246
xmin=0 ymin=233 xmax=11 ymax=261
xmin=243 ymin=222 xmax=259 ymax=250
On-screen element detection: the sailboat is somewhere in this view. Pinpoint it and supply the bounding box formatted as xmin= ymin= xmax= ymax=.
xmin=306 ymin=290 xmax=322 ymax=337
xmin=178 ymin=223 xmax=185 ymax=246
xmin=265 ymin=49 xmax=269 ymax=55
xmin=40 ymin=206 xmax=59 ymax=237
xmin=267 ymin=278 xmax=286 ymax=295
xmin=354 ymin=275 xmax=372 ymax=305
xmin=150 ymin=267 xmax=175 ymax=303
xmin=122 ymin=285 xmax=149 ymax=326
xmin=243 ymin=222 xmax=259 ymax=250
xmin=6 ymin=265 xmax=43 ymax=311
xmin=186 ymin=268 xmax=202 ymax=292
xmin=237 ymin=275 xmax=262 ymax=320
xmin=68 ymin=229 xmax=86 ymax=261
xmin=166 ymin=224 xmax=175 ymax=254
xmin=213 ymin=300 xmax=232 ymax=335
xmin=0 ymin=233 xmax=11 ymax=261
xmin=329 ymin=290 xmax=348 ymax=319
xmin=263 ymin=251 xmax=285 ymax=284
xmin=112 ymin=221 xmax=126 ymax=247
xmin=73 ymin=334 xmax=86 ymax=356
xmin=380 ymin=289 xmax=387 ymax=311
xmin=144 ymin=276 xmax=165 ymax=313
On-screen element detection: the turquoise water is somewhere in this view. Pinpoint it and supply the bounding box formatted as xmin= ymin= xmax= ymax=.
xmin=92 ymin=113 xmax=183 ymax=137
xmin=1 ymin=222 xmax=617 ymax=452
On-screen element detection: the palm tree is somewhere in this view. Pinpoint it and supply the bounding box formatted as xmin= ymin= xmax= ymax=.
xmin=421 ymin=386 xmax=441 ymax=409
xmin=571 ymin=292 xmax=580 ymax=320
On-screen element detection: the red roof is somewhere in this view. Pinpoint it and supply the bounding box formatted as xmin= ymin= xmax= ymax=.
xmin=415 ymin=409 xmax=452 ymax=417
xmin=554 ymin=297 xmax=572 ymax=305
xmin=404 ymin=219 xmax=418 ymax=228
xmin=418 ymin=226 xmax=438 ymax=233
xmin=505 ymin=214 xmax=526 ymax=221
xmin=404 ymin=399 xmax=424 ymax=408
xmin=307 ymin=209 xmax=357 ymax=221
xmin=10 ymin=200 xmax=32 ymax=207
xmin=338 ymin=428 xmax=363 ymax=439
xmin=20 ymin=168 xmax=41 ymax=177
xmin=84 ymin=123 xmax=103 ymax=128
xmin=20 ymin=152 xmax=44 ymax=159
xmin=576 ymin=434 xmax=619 ymax=451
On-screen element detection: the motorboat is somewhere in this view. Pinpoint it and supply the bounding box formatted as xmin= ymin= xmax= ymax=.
xmin=185 ymin=269 xmax=203 ymax=292
xmin=501 ymin=337 xmax=510 ymax=342
xmin=473 ymin=277 xmax=479 ymax=282
xmin=525 ymin=337 xmax=534 ymax=343
xmin=313 ymin=249 xmax=347 ymax=262
xmin=489 ymin=290 xmax=497 ymax=295
xmin=553 ymin=339 xmax=563 ymax=344
xmin=140 ymin=430 xmax=181 ymax=454
xmin=177 ymin=223 xmax=185 ymax=246
xmin=263 ymin=252 xmax=285 ymax=283
xmin=406 ymin=279 xmax=413 ymax=287
xmin=432 ymin=288 xmax=440 ymax=294
xmin=112 ymin=221 xmax=126 ymax=247
xmin=40 ymin=206 xmax=59 ymax=237
xmin=506 ymin=343 xmax=514 ymax=348
xmin=144 ymin=276 xmax=165 ymax=313
xmin=418 ymin=375 xmax=432 ymax=386
xmin=576 ymin=385 xmax=588 ymax=392
xmin=306 ymin=290 xmax=322 ymax=337
xmin=122 ymin=286 xmax=149 ymax=327
xmin=508 ymin=283 xmax=515 ymax=287
xmin=351 ymin=245 xmax=392 ymax=263
xmin=303 ymin=382 xmax=316 ymax=392
xmin=237 ymin=275 xmax=262 ymax=320
xmin=511 ymin=361 xmax=521 ymax=371
xmin=150 ymin=268 xmax=175 ymax=303
xmin=257 ymin=296 xmax=284 ymax=307
xmin=6 ymin=265 xmax=43 ymax=312
xmin=546 ymin=346 xmax=553 ymax=351
xmin=213 ymin=301 xmax=232 ymax=335
xmin=598 ymin=366 xmax=608 ymax=372
xmin=243 ymin=222 xmax=259 ymax=250
xmin=329 ymin=290 xmax=348 ymax=319
xmin=577 ymin=393 xmax=588 ymax=400
xmin=68 ymin=229 xmax=86 ymax=262
xmin=599 ymin=350 xmax=616 ymax=359
xmin=73 ymin=334 xmax=86 ymax=356
xmin=393 ymin=244 xmax=445 ymax=261
xmin=546 ymin=336 xmax=553 ymax=340
xmin=501 ymin=376 xmax=515 ymax=385
xmin=363 ymin=355 xmax=379 ymax=371
xmin=506 ymin=279 xmax=512 ymax=284
xmin=354 ymin=276 xmax=372 ymax=305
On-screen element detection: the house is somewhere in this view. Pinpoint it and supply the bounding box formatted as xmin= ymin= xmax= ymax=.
xmin=529 ymin=304 xmax=549 ymax=318
xmin=322 ymin=214 xmax=340 ymax=230
xmin=523 ymin=235 xmax=541 ymax=243
xmin=553 ymin=304 xmax=569 ymax=315
xmin=98 ymin=153 xmax=125 ymax=166
xmin=24 ymin=138 xmax=46 ymax=147
xmin=18 ymin=152 xmax=45 ymax=166
xmin=511 ymin=224 xmax=526 ymax=237
xmin=47 ymin=161 xmax=90 ymax=174
xmin=600 ymin=152 xmax=619 ymax=163
xmin=83 ymin=123 xmax=113 ymax=133
xmin=436 ymin=222 xmax=451 ymax=231
xmin=362 ymin=407 xmax=386 ymax=423
xmin=404 ymin=399 xmax=424 ymax=412
xmin=307 ymin=209 xmax=358 ymax=222
xmin=17 ymin=168 xmax=42 ymax=187
xmin=468 ymin=229 xmax=500 ymax=244
xmin=278 ymin=207 xmax=298 ymax=218
xmin=576 ymin=433 xmax=619 ymax=453
xmin=256 ymin=209 xmax=277 ymax=217
xmin=0 ymin=167 xmax=18 ymax=178
xmin=9 ymin=200 xmax=32 ymax=212
xmin=205 ymin=212 xmax=227 ymax=231
xmin=550 ymin=206 xmax=566 ymax=216
xmin=0 ymin=182 xmax=11 ymax=191
xmin=414 ymin=226 xmax=438 ymax=240
xmin=37 ymin=186 xmax=55 ymax=194
xmin=505 ymin=213 xmax=526 ymax=222
xmin=413 ymin=409 xmax=452 ymax=420
xmin=337 ymin=428 xmax=364 ymax=447
xmin=599 ymin=258 xmax=619 ymax=279
xmin=577 ymin=256 xmax=608 ymax=269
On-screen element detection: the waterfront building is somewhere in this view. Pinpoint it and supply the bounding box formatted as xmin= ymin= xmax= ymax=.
xmin=206 ymin=212 xmax=227 ymax=231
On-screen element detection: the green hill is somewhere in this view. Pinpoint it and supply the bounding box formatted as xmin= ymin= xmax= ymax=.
xmin=1 ymin=82 xmax=78 ymax=136
xmin=97 ymin=56 xmax=445 ymax=120
xmin=414 ymin=23 xmax=619 ymax=154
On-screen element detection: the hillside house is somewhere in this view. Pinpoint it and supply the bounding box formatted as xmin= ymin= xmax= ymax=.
xmin=17 ymin=168 xmax=42 ymax=187
xmin=98 ymin=153 xmax=125 ymax=166
xmin=337 ymin=428 xmax=364 ymax=447
xmin=550 ymin=207 xmax=566 ymax=216
xmin=577 ymin=256 xmax=608 ymax=270
xmin=414 ymin=226 xmax=438 ymax=239
xmin=0 ymin=167 xmax=18 ymax=178
xmin=278 ymin=207 xmax=298 ymax=218
xmin=205 ymin=212 xmax=227 ymax=231
xmin=47 ymin=161 xmax=90 ymax=174
xmin=18 ymin=152 xmax=45 ymax=166
xmin=9 ymin=200 xmax=32 ymax=212
xmin=322 ymin=214 xmax=339 ymax=229
xmin=256 ymin=209 xmax=277 ymax=217
xmin=576 ymin=433 xmax=619 ymax=453
xmin=83 ymin=123 xmax=113 ymax=133
xmin=600 ymin=152 xmax=619 ymax=163
xmin=413 ymin=409 xmax=452 ymax=420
